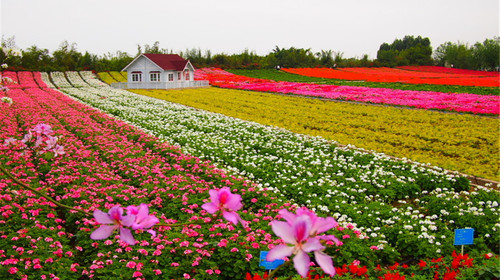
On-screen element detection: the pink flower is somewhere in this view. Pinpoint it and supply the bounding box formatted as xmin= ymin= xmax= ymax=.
xmin=32 ymin=123 xmax=53 ymax=136
xmin=90 ymin=206 xmax=136 ymax=245
xmin=132 ymin=271 xmax=143 ymax=277
xmin=3 ymin=137 xmax=16 ymax=146
xmin=280 ymin=208 xmax=340 ymax=245
xmin=202 ymin=187 xmax=246 ymax=226
xmin=267 ymin=208 xmax=337 ymax=277
xmin=126 ymin=204 xmax=159 ymax=236
xmin=8 ymin=267 xmax=18 ymax=274
xmin=51 ymin=144 xmax=65 ymax=157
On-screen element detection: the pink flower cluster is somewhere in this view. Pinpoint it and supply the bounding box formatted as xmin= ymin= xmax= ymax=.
xmin=4 ymin=123 xmax=65 ymax=157
xmin=196 ymin=68 xmax=500 ymax=115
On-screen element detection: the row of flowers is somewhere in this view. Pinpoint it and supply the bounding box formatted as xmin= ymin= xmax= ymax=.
xmin=97 ymin=71 xmax=127 ymax=84
xmin=48 ymin=71 xmax=499 ymax=264
xmin=282 ymin=67 xmax=499 ymax=87
xmin=397 ymin=66 xmax=500 ymax=76
xmin=194 ymin=68 xmax=499 ymax=115
xmin=129 ymin=87 xmax=499 ymax=181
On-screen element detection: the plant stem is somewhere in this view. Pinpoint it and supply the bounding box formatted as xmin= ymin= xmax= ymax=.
xmin=0 ymin=165 xmax=87 ymax=214
xmin=266 ymin=260 xmax=292 ymax=280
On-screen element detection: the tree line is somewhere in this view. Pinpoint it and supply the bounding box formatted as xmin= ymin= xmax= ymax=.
xmin=1 ymin=35 xmax=498 ymax=72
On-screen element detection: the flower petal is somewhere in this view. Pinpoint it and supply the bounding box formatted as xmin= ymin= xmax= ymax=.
xmin=108 ymin=206 xmax=123 ymax=222
xmin=318 ymin=234 xmax=341 ymax=246
xmin=208 ymin=189 xmax=220 ymax=205
xmin=137 ymin=204 xmax=149 ymax=219
xmin=278 ymin=209 xmax=296 ymax=224
xmin=224 ymin=192 xmax=242 ymax=211
xmin=201 ymin=202 xmax=218 ymax=214
xmin=267 ymin=245 xmax=294 ymax=261
xmin=222 ymin=211 xmax=240 ymax=225
xmin=119 ymin=227 xmax=136 ymax=245
xmin=121 ymin=214 xmax=136 ymax=227
xmin=90 ymin=225 xmax=116 ymax=240
xmin=293 ymin=250 xmax=310 ymax=278
xmin=301 ymin=237 xmax=324 ymax=253
xmin=93 ymin=210 xmax=114 ymax=224
xmin=293 ymin=215 xmax=312 ymax=242
xmin=133 ymin=216 xmax=159 ymax=230
xmin=271 ymin=221 xmax=296 ymax=244
xmin=313 ymin=217 xmax=337 ymax=234
xmin=314 ymin=251 xmax=336 ymax=277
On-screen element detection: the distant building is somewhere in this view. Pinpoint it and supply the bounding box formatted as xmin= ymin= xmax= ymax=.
xmin=112 ymin=53 xmax=208 ymax=89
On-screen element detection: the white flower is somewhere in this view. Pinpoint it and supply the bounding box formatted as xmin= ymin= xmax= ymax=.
xmin=1 ymin=96 xmax=13 ymax=105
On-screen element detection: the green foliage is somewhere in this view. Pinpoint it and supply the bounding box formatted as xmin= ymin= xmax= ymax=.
xmin=377 ymin=35 xmax=433 ymax=66
xmin=434 ymin=37 xmax=500 ymax=70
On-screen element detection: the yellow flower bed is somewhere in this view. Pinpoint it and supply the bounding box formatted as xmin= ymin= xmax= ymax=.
xmin=129 ymin=87 xmax=499 ymax=181
xmin=97 ymin=71 xmax=127 ymax=84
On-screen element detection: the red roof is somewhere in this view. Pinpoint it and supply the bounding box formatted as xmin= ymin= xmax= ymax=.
xmin=143 ymin=53 xmax=189 ymax=71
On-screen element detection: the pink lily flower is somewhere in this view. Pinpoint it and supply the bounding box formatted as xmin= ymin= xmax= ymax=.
xmin=268 ymin=209 xmax=337 ymax=277
xmin=44 ymin=136 xmax=58 ymax=151
xmin=202 ymin=187 xmax=246 ymax=226
xmin=126 ymin=204 xmax=159 ymax=237
xmin=90 ymin=206 xmax=136 ymax=245
xmin=51 ymin=144 xmax=65 ymax=157
xmin=280 ymin=208 xmax=341 ymax=245
xmin=32 ymin=123 xmax=53 ymax=136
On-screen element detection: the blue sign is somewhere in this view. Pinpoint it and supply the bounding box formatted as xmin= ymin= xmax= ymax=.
xmin=259 ymin=251 xmax=284 ymax=270
xmin=454 ymin=228 xmax=474 ymax=245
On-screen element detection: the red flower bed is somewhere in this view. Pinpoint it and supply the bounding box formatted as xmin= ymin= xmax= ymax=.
xmin=282 ymin=67 xmax=500 ymax=87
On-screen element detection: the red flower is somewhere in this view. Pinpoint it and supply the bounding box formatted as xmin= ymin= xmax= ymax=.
xmin=380 ymin=272 xmax=405 ymax=280
xmin=418 ymin=260 xmax=427 ymax=269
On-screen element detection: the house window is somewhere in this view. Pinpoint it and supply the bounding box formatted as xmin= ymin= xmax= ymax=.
xmin=150 ymin=71 xmax=160 ymax=82
xmin=184 ymin=71 xmax=190 ymax=81
xmin=168 ymin=73 xmax=174 ymax=81
xmin=178 ymin=72 xmax=181 ymax=81
xmin=131 ymin=71 xmax=142 ymax=82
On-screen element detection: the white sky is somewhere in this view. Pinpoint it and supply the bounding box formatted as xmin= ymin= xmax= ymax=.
xmin=1 ymin=0 xmax=498 ymax=59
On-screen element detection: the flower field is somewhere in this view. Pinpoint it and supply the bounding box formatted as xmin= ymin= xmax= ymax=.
xmin=195 ymin=68 xmax=500 ymax=115
xmin=282 ymin=67 xmax=500 ymax=87
xmin=127 ymin=87 xmax=499 ymax=181
xmin=1 ymin=70 xmax=499 ymax=279
xmin=228 ymin=69 xmax=499 ymax=96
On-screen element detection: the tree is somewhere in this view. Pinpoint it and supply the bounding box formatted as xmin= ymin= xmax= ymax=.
xmin=267 ymin=46 xmax=318 ymax=68
xmin=52 ymin=41 xmax=82 ymax=71
xmin=377 ymin=35 xmax=432 ymax=66
xmin=473 ymin=37 xmax=499 ymax=71
xmin=434 ymin=41 xmax=474 ymax=69
xmin=21 ymin=45 xmax=52 ymax=71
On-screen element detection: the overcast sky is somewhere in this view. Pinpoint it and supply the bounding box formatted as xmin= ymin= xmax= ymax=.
xmin=1 ymin=0 xmax=498 ymax=59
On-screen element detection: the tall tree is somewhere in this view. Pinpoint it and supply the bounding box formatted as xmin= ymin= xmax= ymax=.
xmin=377 ymin=35 xmax=432 ymax=66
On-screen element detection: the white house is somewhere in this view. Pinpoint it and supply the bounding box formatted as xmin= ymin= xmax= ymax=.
xmin=112 ymin=53 xmax=208 ymax=89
